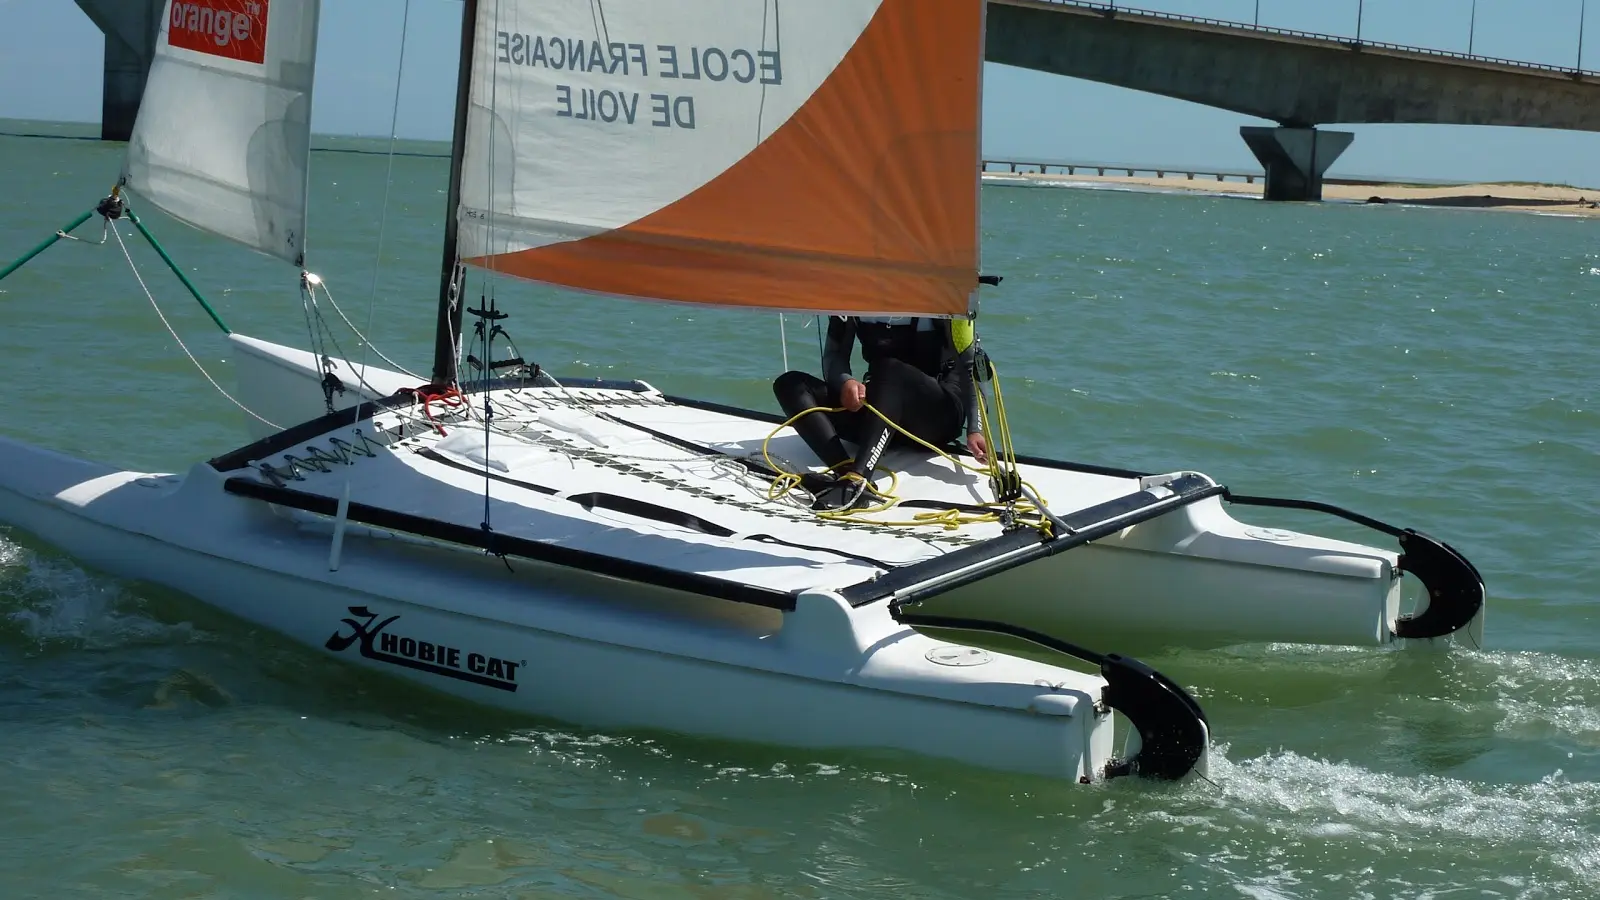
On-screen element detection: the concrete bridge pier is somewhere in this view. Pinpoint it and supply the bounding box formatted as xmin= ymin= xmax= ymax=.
xmin=74 ymin=0 xmax=162 ymax=142
xmin=1240 ymin=127 xmax=1355 ymax=201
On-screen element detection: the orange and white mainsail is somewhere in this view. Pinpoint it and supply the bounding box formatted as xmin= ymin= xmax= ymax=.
xmin=456 ymin=0 xmax=984 ymax=317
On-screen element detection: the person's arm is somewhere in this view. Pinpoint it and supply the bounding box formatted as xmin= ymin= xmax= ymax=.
xmin=950 ymin=319 xmax=989 ymax=461
xmin=822 ymin=316 xmax=858 ymax=393
xmin=956 ymin=342 xmax=982 ymax=436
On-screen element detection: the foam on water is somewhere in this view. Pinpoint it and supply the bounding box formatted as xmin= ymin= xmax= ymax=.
xmin=1181 ymin=747 xmax=1600 ymax=899
xmin=0 ymin=535 xmax=206 ymax=653
xmin=1487 ymin=652 xmax=1600 ymax=744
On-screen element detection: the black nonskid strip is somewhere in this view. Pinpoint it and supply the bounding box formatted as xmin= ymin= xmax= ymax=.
xmin=222 ymin=476 xmax=799 ymax=611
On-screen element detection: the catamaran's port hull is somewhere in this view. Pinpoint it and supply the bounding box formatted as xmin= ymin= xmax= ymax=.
xmin=227 ymin=333 xmax=1466 ymax=652
xmin=0 ymin=435 xmax=1144 ymax=781
xmin=913 ymin=527 xmax=1400 ymax=649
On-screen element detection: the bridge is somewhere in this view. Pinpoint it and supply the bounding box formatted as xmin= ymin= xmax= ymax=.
xmin=74 ymin=0 xmax=160 ymax=146
xmin=986 ymin=0 xmax=1600 ymax=198
xmin=74 ymin=0 xmax=1600 ymax=201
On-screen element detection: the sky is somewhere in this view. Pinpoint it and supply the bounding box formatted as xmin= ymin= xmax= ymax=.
xmin=4 ymin=0 xmax=1600 ymax=185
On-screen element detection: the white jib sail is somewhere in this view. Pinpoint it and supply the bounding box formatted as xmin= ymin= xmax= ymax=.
xmin=122 ymin=0 xmax=321 ymax=266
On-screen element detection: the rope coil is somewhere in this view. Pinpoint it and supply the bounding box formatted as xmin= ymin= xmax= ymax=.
xmin=760 ymin=357 xmax=1053 ymax=534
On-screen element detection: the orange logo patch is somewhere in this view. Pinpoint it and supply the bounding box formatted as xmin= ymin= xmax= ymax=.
xmin=168 ymin=0 xmax=269 ymax=64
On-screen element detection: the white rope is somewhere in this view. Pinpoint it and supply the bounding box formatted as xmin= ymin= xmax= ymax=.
xmin=311 ymin=276 xmax=423 ymax=380
xmin=111 ymin=221 xmax=281 ymax=430
xmin=55 ymin=218 xmax=109 ymax=245
xmin=298 ymin=279 xmax=434 ymax=420
xmin=358 ymin=0 xmax=417 ymax=389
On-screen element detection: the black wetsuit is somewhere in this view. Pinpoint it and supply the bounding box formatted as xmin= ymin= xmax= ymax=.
xmin=772 ymin=316 xmax=981 ymax=503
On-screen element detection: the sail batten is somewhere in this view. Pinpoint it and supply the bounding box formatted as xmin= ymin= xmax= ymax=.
xmin=122 ymin=0 xmax=321 ymax=267
xmin=457 ymin=0 xmax=984 ymax=317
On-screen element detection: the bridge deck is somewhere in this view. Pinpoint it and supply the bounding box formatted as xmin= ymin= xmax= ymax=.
xmin=999 ymin=0 xmax=1600 ymax=81
xmin=988 ymin=0 xmax=1600 ymax=131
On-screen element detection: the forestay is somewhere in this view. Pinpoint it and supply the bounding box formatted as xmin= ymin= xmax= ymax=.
xmin=122 ymin=0 xmax=321 ymax=266
xmin=457 ymin=0 xmax=985 ymax=317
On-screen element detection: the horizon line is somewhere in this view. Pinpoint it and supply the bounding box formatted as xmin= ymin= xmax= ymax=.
xmin=2 ymin=115 xmax=1583 ymax=190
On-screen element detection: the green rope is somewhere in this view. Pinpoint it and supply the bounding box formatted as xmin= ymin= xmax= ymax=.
xmin=125 ymin=208 xmax=230 ymax=335
xmin=0 ymin=209 xmax=94 ymax=283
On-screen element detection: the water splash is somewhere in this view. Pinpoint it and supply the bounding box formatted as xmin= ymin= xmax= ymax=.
xmin=1183 ymin=748 xmax=1600 ymax=898
xmin=0 ymin=535 xmax=203 ymax=654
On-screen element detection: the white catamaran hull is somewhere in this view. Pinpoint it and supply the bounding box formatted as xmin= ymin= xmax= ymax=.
xmin=0 ymin=434 xmax=1214 ymax=782
xmin=225 ymin=333 xmax=1485 ymax=652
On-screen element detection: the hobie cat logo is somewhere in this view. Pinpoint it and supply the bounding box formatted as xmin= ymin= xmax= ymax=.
xmin=168 ymin=0 xmax=269 ymax=64
xmin=325 ymin=606 xmax=522 ymax=692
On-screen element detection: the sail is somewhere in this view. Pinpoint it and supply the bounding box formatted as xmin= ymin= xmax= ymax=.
xmin=456 ymin=0 xmax=984 ymax=317
xmin=121 ymin=0 xmax=321 ymax=266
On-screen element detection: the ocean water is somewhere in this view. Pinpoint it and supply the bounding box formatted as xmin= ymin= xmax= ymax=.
xmin=1 ymin=119 xmax=1596 ymax=899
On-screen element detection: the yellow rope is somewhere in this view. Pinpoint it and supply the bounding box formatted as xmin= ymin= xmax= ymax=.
xmin=974 ymin=354 xmax=1025 ymax=501
xmin=760 ymin=363 xmax=1054 ymax=534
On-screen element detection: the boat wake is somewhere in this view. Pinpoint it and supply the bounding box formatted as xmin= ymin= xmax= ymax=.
xmin=1489 ymin=651 xmax=1600 ymax=743
xmin=0 ymin=533 xmax=206 ymax=654
xmin=1185 ymin=747 xmax=1600 ymax=898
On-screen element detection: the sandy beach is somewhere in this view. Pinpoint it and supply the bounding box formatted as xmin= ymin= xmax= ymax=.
xmin=983 ymin=170 xmax=1600 ymax=217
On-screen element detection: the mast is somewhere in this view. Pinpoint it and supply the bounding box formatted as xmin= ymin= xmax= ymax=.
xmin=430 ymin=0 xmax=479 ymax=386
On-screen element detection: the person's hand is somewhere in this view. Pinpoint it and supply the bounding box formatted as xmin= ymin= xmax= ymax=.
xmin=840 ymin=379 xmax=867 ymax=412
xmin=967 ymin=431 xmax=988 ymax=463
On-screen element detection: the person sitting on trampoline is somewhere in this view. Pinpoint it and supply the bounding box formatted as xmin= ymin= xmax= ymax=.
xmin=771 ymin=314 xmax=987 ymax=511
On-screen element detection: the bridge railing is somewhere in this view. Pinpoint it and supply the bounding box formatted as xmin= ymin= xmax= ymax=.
xmin=980 ymin=158 xmax=1468 ymax=187
xmin=983 ymin=159 xmax=1261 ymax=183
xmin=1025 ymin=0 xmax=1600 ymax=79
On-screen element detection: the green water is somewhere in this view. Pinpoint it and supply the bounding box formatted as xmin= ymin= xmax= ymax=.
xmin=1 ymin=119 xmax=1596 ymax=899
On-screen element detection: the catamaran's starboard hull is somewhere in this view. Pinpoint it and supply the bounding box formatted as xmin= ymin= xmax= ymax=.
xmin=0 ymin=434 xmax=1198 ymax=782
xmin=227 ymin=333 xmax=1481 ymax=652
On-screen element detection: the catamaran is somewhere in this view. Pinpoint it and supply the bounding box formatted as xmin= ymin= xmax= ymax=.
xmin=0 ymin=0 xmax=1484 ymax=783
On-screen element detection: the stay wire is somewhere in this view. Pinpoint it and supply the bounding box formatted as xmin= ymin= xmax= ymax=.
xmin=478 ymin=0 xmax=505 ymax=547
xmin=111 ymin=219 xmax=281 ymax=430
xmin=302 ymin=279 xmax=420 ymax=402
xmin=358 ymin=0 xmax=415 ymax=391
xmin=309 ymin=279 xmax=423 ymax=380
